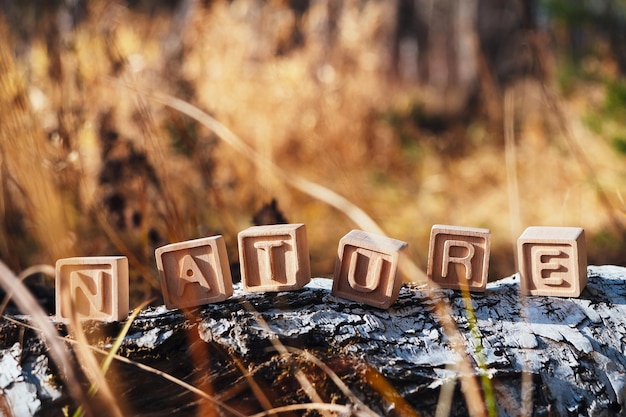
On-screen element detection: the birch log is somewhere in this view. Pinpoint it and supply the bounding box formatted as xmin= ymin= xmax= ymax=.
xmin=1 ymin=265 xmax=626 ymax=416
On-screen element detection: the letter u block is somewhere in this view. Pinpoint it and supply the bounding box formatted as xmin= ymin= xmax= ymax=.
xmin=517 ymin=226 xmax=587 ymax=297
xmin=238 ymin=224 xmax=310 ymax=292
xmin=427 ymin=225 xmax=491 ymax=291
xmin=156 ymin=235 xmax=233 ymax=309
xmin=56 ymin=256 xmax=129 ymax=322
xmin=332 ymin=230 xmax=408 ymax=309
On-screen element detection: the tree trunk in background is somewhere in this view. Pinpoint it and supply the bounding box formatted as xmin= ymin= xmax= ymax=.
xmin=0 ymin=0 xmax=545 ymax=119
xmin=392 ymin=0 xmax=479 ymax=115
xmin=2 ymin=265 xmax=626 ymax=416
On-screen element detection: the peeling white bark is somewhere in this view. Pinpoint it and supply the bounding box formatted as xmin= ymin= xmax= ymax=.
xmin=2 ymin=265 xmax=626 ymax=416
xmin=0 ymin=343 xmax=60 ymax=417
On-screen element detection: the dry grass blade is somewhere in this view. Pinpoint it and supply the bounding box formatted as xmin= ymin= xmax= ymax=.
xmin=134 ymin=86 xmax=428 ymax=284
xmin=2 ymin=314 xmax=247 ymax=417
xmin=247 ymin=402 xmax=371 ymax=417
xmin=180 ymin=308 xmax=219 ymax=417
xmin=229 ymin=353 xmax=276 ymax=415
xmin=429 ymin=290 xmax=488 ymax=417
xmin=0 ymin=261 xmax=94 ymax=416
xmin=281 ymin=346 xmax=379 ymax=417
xmin=518 ymin=291 xmax=534 ymax=417
xmin=59 ymin=267 xmax=125 ymax=417
xmin=94 ymin=209 xmax=160 ymax=290
xmin=458 ymin=287 xmax=496 ymax=417
xmin=540 ymin=76 xmax=625 ymax=237
xmin=73 ymin=299 xmax=154 ymax=417
xmin=0 ymin=264 xmax=55 ymax=315
xmin=238 ymin=299 xmax=331 ymax=417
xmin=617 ymin=189 xmax=626 ymax=214
xmin=434 ymin=363 xmax=457 ymax=417
xmin=101 ymin=300 xmax=153 ymax=374
xmin=93 ymin=348 xmax=246 ymax=417
xmin=359 ymin=365 xmax=421 ymax=417
xmin=142 ymin=89 xmax=388 ymax=238
xmin=504 ymin=87 xmax=522 ymax=247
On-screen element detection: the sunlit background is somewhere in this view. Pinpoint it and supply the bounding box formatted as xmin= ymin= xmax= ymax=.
xmin=1 ymin=0 xmax=625 ymax=306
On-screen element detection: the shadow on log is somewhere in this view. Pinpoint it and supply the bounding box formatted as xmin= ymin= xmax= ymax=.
xmin=1 ymin=266 xmax=626 ymax=416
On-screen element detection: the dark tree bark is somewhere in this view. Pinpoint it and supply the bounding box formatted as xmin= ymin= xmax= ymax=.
xmin=2 ymin=265 xmax=626 ymax=416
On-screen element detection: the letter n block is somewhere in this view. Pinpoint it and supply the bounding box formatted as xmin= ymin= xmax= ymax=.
xmin=517 ymin=226 xmax=587 ymax=297
xmin=155 ymin=236 xmax=233 ymax=309
xmin=56 ymin=256 xmax=129 ymax=322
xmin=238 ymin=223 xmax=310 ymax=292
xmin=427 ymin=225 xmax=491 ymax=291
xmin=332 ymin=230 xmax=408 ymax=309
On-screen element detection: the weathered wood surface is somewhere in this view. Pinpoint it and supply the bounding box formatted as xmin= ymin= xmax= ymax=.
xmin=2 ymin=265 xmax=626 ymax=416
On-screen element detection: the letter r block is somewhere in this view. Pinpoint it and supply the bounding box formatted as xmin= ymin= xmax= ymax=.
xmin=332 ymin=230 xmax=408 ymax=309
xmin=517 ymin=226 xmax=587 ymax=297
xmin=155 ymin=236 xmax=233 ymax=309
xmin=56 ymin=256 xmax=129 ymax=322
xmin=427 ymin=225 xmax=491 ymax=291
xmin=238 ymin=224 xmax=311 ymax=292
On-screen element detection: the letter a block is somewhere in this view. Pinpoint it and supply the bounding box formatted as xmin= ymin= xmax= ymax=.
xmin=427 ymin=225 xmax=490 ymax=291
xmin=156 ymin=235 xmax=233 ymax=309
xmin=56 ymin=256 xmax=129 ymax=322
xmin=238 ymin=223 xmax=311 ymax=292
xmin=332 ymin=230 xmax=408 ymax=309
xmin=517 ymin=226 xmax=587 ymax=297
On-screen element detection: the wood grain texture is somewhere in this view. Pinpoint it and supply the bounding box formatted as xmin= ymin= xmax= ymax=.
xmin=518 ymin=226 xmax=587 ymax=297
xmin=155 ymin=235 xmax=233 ymax=309
xmin=3 ymin=265 xmax=626 ymax=416
xmin=427 ymin=225 xmax=490 ymax=292
xmin=332 ymin=230 xmax=408 ymax=309
xmin=55 ymin=256 xmax=129 ymax=322
xmin=238 ymin=223 xmax=311 ymax=292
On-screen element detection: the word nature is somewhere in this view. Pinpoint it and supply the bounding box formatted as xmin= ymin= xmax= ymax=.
xmin=55 ymin=224 xmax=588 ymax=321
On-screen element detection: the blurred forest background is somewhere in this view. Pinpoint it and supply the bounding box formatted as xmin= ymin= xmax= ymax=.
xmin=1 ymin=0 xmax=626 ymax=306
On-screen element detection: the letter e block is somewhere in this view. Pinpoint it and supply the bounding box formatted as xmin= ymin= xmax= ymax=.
xmin=156 ymin=236 xmax=233 ymax=309
xmin=427 ymin=225 xmax=491 ymax=291
xmin=56 ymin=256 xmax=129 ymax=322
xmin=517 ymin=226 xmax=587 ymax=297
xmin=238 ymin=224 xmax=310 ymax=292
xmin=332 ymin=230 xmax=408 ymax=309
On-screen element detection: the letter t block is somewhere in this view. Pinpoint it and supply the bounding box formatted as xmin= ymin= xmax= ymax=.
xmin=427 ymin=225 xmax=491 ymax=291
xmin=332 ymin=230 xmax=408 ymax=309
xmin=238 ymin=224 xmax=311 ymax=292
xmin=56 ymin=256 xmax=129 ymax=322
xmin=156 ymin=235 xmax=233 ymax=310
xmin=517 ymin=226 xmax=587 ymax=297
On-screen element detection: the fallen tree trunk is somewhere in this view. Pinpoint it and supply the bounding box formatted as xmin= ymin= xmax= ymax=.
xmin=1 ymin=265 xmax=626 ymax=417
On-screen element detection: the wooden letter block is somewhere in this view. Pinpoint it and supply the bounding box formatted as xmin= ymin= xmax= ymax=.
xmin=155 ymin=235 xmax=233 ymax=309
xmin=332 ymin=230 xmax=408 ymax=309
xmin=56 ymin=256 xmax=129 ymax=322
xmin=238 ymin=223 xmax=310 ymax=292
xmin=427 ymin=225 xmax=491 ymax=292
xmin=517 ymin=226 xmax=587 ymax=297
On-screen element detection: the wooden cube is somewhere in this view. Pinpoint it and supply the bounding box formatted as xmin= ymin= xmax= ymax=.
xmin=427 ymin=225 xmax=491 ymax=292
xmin=56 ymin=256 xmax=129 ymax=322
xmin=517 ymin=226 xmax=587 ymax=297
xmin=155 ymin=235 xmax=233 ymax=309
xmin=332 ymin=230 xmax=407 ymax=309
xmin=238 ymin=224 xmax=311 ymax=292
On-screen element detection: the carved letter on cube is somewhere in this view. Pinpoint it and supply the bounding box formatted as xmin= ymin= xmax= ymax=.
xmin=517 ymin=226 xmax=587 ymax=297
xmin=155 ymin=235 xmax=233 ymax=309
xmin=238 ymin=224 xmax=310 ymax=292
xmin=55 ymin=256 xmax=129 ymax=322
xmin=332 ymin=230 xmax=408 ymax=309
xmin=427 ymin=225 xmax=491 ymax=291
